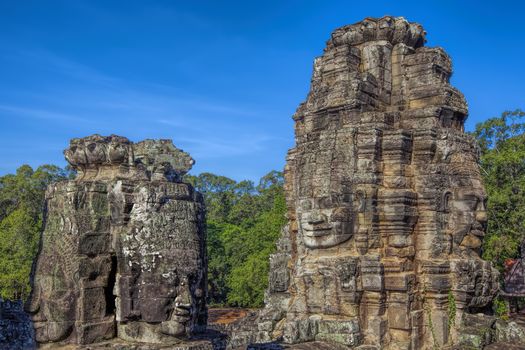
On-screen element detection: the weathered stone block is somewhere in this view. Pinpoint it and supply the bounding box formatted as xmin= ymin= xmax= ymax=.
xmin=76 ymin=317 xmax=115 ymax=345
xmin=388 ymin=305 xmax=410 ymax=330
xmin=78 ymin=232 xmax=111 ymax=255
xmin=316 ymin=332 xmax=360 ymax=346
xmin=317 ymin=320 xmax=359 ymax=334
xmin=79 ymin=288 xmax=106 ymax=321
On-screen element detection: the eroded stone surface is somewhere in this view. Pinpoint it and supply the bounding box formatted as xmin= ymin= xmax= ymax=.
xmin=0 ymin=299 xmax=35 ymax=349
xmin=27 ymin=135 xmax=207 ymax=346
xmin=257 ymin=16 xmax=500 ymax=349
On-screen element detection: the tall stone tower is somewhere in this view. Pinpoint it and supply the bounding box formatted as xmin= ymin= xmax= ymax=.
xmin=261 ymin=17 xmax=499 ymax=349
xmin=27 ymin=135 xmax=208 ymax=346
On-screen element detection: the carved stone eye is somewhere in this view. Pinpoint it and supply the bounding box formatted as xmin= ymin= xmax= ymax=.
xmin=464 ymin=195 xmax=479 ymax=210
xmin=331 ymin=208 xmax=349 ymax=222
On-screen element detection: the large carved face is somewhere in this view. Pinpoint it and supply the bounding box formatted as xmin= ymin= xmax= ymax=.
xmin=446 ymin=186 xmax=487 ymax=254
xmin=297 ymin=193 xmax=357 ymax=248
xmin=293 ymin=119 xmax=359 ymax=249
xmin=27 ymin=258 xmax=76 ymax=343
xmin=159 ymin=268 xmax=206 ymax=337
xmin=119 ymin=185 xmax=206 ymax=340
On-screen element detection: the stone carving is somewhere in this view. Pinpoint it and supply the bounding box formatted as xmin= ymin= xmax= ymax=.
xmin=27 ymin=135 xmax=207 ymax=347
xmin=259 ymin=17 xmax=499 ymax=349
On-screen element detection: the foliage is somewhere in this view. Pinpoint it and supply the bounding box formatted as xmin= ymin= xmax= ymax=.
xmin=447 ymin=291 xmax=456 ymax=329
xmin=186 ymin=171 xmax=286 ymax=307
xmin=493 ymin=296 xmax=510 ymax=320
xmin=0 ymin=165 xmax=71 ymax=300
xmin=471 ymin=109 xmax=525 ymax=270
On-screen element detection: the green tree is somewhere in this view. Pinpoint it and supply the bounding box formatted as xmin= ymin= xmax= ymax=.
xmin=0 ymin=208 xmax=40 ymax=300
xmin=187 ymin=170 xmax=286 ymax=307
xmin=226 ymin=188 xmax=287 ymax=307
xmin=185 ymin=172 xmax=239 ymax=223
xmin=206 ymin=220 xmax=243 ymax=304
xmin=0 ymin=164 xmax=70 ymax=300
xmin=471 ymin=109 xmax=525 ymax=270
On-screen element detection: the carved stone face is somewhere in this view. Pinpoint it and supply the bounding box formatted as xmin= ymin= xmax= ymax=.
xmin=27 ymin=260 xmax=76 ymax=343
xmin=269 ymin=254 xmax=290 ymax=293
xmin=85 ymin=141 xmax=107 ymax=164
xmin=117 ymin=185 xmax=207 ymax=342
xmin=447 ymin=187 xmax=488 ymax=253
xmin=158 ymin=270 xmax=205 ymax=337
xmin=297 ymin=193 xmax=357 ymax=249
xmin=64 ymin=135 xmax=133 ymax=169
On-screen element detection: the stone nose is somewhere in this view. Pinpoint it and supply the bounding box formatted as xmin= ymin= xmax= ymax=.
xmin=476 ymin=210 xmax=487 ymax=224
xmin=175 ymin=284 xmax=192 ymax=308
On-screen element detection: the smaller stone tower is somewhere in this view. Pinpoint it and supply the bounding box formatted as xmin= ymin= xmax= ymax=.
xmin=27 ymin=135 xmax=207 ymax=346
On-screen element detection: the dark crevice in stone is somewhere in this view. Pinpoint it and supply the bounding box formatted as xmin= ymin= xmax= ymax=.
xmin=105 ymin=255 xmax=117 ymax=317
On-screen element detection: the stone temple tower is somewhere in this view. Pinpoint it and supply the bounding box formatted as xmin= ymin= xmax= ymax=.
xmin=27 ymin=135 xmax=208 ymax=347
xmin=259 ymin=16 xmax=499 ymax=349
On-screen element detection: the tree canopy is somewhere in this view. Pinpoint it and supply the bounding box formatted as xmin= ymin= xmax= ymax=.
xmin=0 ymin=165 xmax=71 ymax=299
xmin=185 ymin=171 xmax=286 ymax=307
xmin=2 ymin=109 xmax=525 ymax=305
xmin=471 ymin=109 xmax=525 ymax=269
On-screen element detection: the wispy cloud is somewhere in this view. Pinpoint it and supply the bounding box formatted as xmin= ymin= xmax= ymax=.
xmin=0 ymin=104 xmax=90 ymax=123
xmin=176 ymin=134 xmax=275 ymax=159
xmin=6 ymin=49 xmax=119 ymax=88
xmin=0 ymin=46 xmax=266 ymax=132
xmin=156 ymin=119 xmax=188 ymax=127
xmin=0 ymin=47 xmax=291 ymax=180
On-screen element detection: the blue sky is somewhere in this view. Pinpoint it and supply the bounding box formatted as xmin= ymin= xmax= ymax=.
xmin=1 ymin=0 xmax=523 ymax=181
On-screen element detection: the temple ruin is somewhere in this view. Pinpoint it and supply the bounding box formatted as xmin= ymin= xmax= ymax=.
xmin=256 ymin=16 xmax=500 ymax=349
xmin=20 ymin=16 xmax=516 ymax=350
xmin=26 ymin=135 xmax=209 ymax=347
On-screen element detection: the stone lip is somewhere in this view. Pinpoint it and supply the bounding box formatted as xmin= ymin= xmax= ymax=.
xmin=64 ymin=134 xmax=194 ymax=182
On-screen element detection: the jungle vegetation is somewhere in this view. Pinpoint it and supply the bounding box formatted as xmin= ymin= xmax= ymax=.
xmin=0 ymin=110 xmax=523 ymax=306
